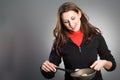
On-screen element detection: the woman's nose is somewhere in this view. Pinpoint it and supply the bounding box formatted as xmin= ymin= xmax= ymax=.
xmin=69 ymin=21 xmax=73 ymax=28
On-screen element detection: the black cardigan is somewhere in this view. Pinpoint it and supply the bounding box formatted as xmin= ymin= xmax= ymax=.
xmin=41 ymin=34 xmax=116 ymax=80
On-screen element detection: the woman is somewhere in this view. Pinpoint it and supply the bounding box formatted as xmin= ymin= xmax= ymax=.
xmin=40 ymin=2 xmax=116 ymax=80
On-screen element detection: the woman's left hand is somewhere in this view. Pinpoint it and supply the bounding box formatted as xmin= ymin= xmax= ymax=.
xmin=90 ymin=60 xmax=107 ymax=71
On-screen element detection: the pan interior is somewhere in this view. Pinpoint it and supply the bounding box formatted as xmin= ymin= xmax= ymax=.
xmin=70 ymin=68 xmax=96 ymax=78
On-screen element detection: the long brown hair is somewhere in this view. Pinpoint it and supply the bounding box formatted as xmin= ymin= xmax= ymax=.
xmin=53 ymin=2 xmax=101 ymax=54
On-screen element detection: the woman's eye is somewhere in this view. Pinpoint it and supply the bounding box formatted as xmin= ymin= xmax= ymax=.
xmin=71 ymin=17 xmax=75 ymax=20
xmin=63 ymin=20 xmax=69 ymax=23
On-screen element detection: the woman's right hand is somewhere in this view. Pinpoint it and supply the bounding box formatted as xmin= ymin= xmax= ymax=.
xmin=41 ymin=60 xmax=57 ymax=72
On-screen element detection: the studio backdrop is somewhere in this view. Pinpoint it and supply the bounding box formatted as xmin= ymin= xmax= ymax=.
xmin=0 ymin=0 xmax=120 ymax=80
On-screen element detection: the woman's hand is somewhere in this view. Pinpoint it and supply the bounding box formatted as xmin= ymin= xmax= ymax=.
xmin=90 ymin=60 xmax=112 ymax=71
xmin=41 ymin=60 xmax=57 ymax=72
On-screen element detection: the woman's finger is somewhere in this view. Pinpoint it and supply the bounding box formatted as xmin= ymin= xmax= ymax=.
xmin=41 ymin=60 xmax=57 ymax=72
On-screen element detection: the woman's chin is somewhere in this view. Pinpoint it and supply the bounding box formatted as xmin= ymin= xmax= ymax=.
xmin=72 ymin=27 xmax=80 ymax=32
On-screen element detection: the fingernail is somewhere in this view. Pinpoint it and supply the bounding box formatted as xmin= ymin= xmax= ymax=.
xmin=54 ymin=68 xmax=56 ymax=72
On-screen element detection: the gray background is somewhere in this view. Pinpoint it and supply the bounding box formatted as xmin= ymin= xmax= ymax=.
xmin=0 ymin=0 xmax=120 ymax=80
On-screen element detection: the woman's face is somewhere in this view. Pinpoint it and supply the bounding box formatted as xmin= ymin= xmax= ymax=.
xmin=61 ymin=10 xmax=81 ymax=32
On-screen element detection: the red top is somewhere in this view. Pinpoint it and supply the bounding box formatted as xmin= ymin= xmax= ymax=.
xmin=68 ymin=30 xmax=84 ymax=46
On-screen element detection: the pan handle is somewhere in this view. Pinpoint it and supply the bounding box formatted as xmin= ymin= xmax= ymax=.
xmin=56 ymin=67 xmax=74 ymax=73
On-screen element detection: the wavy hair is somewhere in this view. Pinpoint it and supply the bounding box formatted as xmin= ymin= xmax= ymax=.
xmin=52 ymin=2 xmax=101 ymax=54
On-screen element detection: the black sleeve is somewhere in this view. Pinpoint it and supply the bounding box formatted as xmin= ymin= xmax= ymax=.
xmin=40 ymin=66 xmax=55 ymax=79
xmin=49 ymin=49 xmax=62 ymax=65
xmin=40 ymin=48 xmax=62 ymax=79
xmin=98 ymin=35 xmax=116 ymax=71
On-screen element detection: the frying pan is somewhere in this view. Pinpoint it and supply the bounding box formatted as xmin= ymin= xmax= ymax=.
xmin=57 ymin=67 xmax=96 ymax=80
